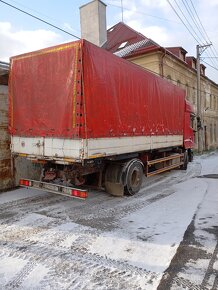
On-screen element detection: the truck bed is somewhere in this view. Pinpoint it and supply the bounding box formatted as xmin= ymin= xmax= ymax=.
xmin=9 ymin=40 xmax=185 ymax=162
xmin=11 ymin=135 xmax=183 ymax=161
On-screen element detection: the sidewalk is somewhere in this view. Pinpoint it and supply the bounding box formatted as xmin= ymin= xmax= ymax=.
xmin=158 ymin=152 xmax=218 ymax=290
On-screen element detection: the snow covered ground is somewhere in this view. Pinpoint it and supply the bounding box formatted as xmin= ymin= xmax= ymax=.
xmin=0 ymin=151 xmax=217 ymax=289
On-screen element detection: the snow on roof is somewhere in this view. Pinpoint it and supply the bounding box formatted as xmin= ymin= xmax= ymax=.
xmin=114 ymin=39 xmax=154 ymax=58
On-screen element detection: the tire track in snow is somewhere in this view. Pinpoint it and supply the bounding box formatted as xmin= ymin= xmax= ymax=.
xmin=0 ymin=161 xmax=200 ymax=231
xmin=0 ymin=195 xmax=69 ymax=229
xmin=201 ymin=240 xmax=218 ymax=289
xmin=5 ymin=261 xmax=37 ymax=289
xmin=0 ymin=160 xmax=202 ymax=289
xmin=0 ymin=240 xmax=159 ymax=289
xmin=171 ymin=276 xmax=206 ymax=290
xmin=72 ymin=162 xmax=202 ymax=227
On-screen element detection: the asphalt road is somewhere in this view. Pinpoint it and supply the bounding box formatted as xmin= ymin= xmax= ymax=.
xmin=0 ymin=153 xmax=217 ymax=289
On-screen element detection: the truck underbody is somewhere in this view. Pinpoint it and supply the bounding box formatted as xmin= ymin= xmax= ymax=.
xmin=18 ymin=146 xmax=193 ymax=198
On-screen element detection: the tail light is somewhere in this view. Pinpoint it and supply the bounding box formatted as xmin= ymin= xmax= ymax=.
xmin=71 ymin=189 xmax=88 ymax=199
xmin=19 ymin=179 xmax=30 ymax=186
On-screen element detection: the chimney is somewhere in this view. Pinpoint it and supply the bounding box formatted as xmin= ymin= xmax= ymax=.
xmin=80 ymin=0 xmax=107 ymax=47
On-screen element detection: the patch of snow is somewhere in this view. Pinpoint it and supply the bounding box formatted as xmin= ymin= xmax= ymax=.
xmin=0 ymin=257 xmax=27 ymax=285
xmin=20 ymin=264 xmax=49 ymax=289
xmin=89 ymin=178 xmax=208 ymax=275
xmin=0 ymin=188 xmax=45 ymax=205
xmin=178 ymin=259 xmax=209 ymax=285
xmin=15 ymin=212 xmax=54 ymax=227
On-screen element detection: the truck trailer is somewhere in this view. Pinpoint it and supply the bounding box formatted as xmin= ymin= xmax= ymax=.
xmin=9 ymin=39 xmax=195 ymax=197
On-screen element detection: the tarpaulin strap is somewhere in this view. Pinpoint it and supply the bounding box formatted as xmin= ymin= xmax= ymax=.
xmin=81 ymin=41 xmax=88 ymax=155
xmin=9 ymin=59 xmax=14 ymax=129
xmin=72 ymin=44 xmax=80 ymax=128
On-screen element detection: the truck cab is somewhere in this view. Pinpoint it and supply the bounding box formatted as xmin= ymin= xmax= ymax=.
xmin=183 ymin=100 xmax=195 ymax=163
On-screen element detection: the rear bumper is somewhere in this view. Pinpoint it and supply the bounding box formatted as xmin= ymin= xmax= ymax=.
xmin=19 ymin=179 xmax=88 ymax=199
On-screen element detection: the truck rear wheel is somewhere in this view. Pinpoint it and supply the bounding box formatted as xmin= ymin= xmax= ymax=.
xmin=104 ymin=163 xmax=125 ymax=196
xmin=124 ymin=160 xmax=143 ymax=195
xmin=104 ymin=159 xmax=144 ymax=196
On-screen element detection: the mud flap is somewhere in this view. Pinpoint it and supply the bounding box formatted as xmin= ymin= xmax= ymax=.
xmin=105 ymin=181 xmax=124 ymax=197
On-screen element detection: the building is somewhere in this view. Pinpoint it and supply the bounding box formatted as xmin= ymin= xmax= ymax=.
xmin=0 ymin=62 xmax=42 ymax=190
xmin=0 ymin=61 xmax=14 ymax=190
xmin=104 ymin=22 xmax=218 ymax=150
xmin=79 ymin=1 xmax=218 ymax=151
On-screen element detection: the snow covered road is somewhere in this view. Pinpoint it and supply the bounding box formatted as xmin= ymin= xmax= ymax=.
xmin=0 ymin=152 xmax=217 ymax=289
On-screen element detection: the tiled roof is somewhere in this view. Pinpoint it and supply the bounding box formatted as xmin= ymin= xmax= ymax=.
xmin=103 ymin=22 xmax=147 ymax=53
xmin=114 ymin=39 xmax=156 ymax=58
xmin=104 ymin=22 xmax=164 ymax=59
xmin=105 ymin=22 xmax=193 ymax=65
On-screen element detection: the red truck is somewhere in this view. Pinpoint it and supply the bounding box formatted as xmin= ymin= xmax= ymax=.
xmin=9 ymin=39 xmax=195 ymax=198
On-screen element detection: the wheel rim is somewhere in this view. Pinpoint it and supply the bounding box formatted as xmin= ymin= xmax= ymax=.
xmin=126 ymin=162 xmax=143 ymax=195
xmin=131 ymin=167 xmax=140 ymax=188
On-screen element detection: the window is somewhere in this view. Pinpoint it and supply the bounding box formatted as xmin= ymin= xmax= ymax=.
xmin=108 ymin=27 xmax=115 ymax=32
xmin=181 ymin=52 xmax=186 ymax=61
xmin=210 ymin=124 xmax=213 ymax=144
xmin=118 ymin=41 xmax=128 ymax=49
xmin=204 ymin=95 xmax=207 ymax=107
xmin=192 ymin=89 xmax=196 ymax=104
xmin=191 ymin=114 xmax=195 ymax=129
xmin=214 ymin=123 xmax=217 ymax=142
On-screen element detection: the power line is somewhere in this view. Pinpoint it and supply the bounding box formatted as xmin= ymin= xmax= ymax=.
xmin=203 ymin=50 xmax=217 ymax=69
xmin=167 ymin=0 xmax=218 ymax=72
xmin=188 ymin=0 xmax=218 ymax=68
xmin=7 ymin=0 xmax=60 ymax=23
xmin=0 ymin=0 xmax=80 ymax=39
xmin=105 ymin=1 xmax=181 ymax=24
xmin=181 ymin=0 xmax=215 ymax=67
xmin=7 ymin=0 xmax=80 ymax=35
xmin=182 ymin=0 xmax=208 ymax=42
xmin=201 ymin=60 xmax=218 ymax=72
xmin=172 ymin=0 xmax=201 ymax=43
xmin=167 ymin=0 xmax=199 ymax=43
xmin=190 ymin=0 xmax=212 ymax=43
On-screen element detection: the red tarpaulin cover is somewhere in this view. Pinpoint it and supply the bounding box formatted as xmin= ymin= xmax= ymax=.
xmin=9 ymin=40 xmax=186 ymax=139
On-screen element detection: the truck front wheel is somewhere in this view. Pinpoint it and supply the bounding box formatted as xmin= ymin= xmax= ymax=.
xmin=188 ymin=149 xmax=194 ymax=162
xmin=180 ymin=150 xmax=188 ymax=170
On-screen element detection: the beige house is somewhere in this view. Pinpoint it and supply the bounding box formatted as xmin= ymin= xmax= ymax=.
xmin=104 ymin=22 xmax=218 ymax=151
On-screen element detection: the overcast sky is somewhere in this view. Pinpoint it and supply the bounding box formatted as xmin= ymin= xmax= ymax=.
xmin=0 ymin=0 xmax=218 ymax=82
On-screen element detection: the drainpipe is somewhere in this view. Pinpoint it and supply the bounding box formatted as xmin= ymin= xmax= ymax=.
xmin=160 ymin=48 xmax=166 ymax=78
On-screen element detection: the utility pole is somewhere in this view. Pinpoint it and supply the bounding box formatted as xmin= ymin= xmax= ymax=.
xmin=196 ymin=43 xmax=211 ymax=153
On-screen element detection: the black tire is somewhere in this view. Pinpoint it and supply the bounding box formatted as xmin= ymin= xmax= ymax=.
xmin=180 ymin=150 xmax=188 ymax=170
xmin=104 ymin=163 xmax=123 ymax=184
xmin=124 ymin=161 xmax=143 ymax=195
xmin=188 ymin=149 xmax=194 ymax=162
